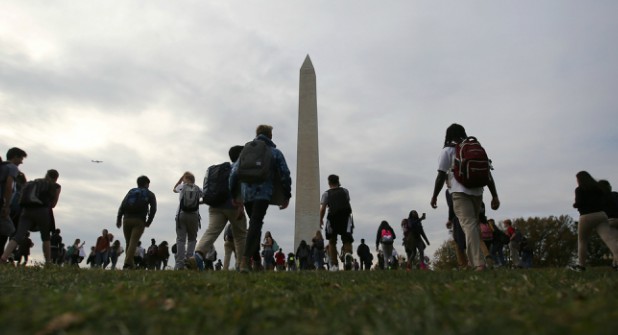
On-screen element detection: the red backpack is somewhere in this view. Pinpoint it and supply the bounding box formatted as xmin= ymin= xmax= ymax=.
xmin=453 ymin=137 xmax=492 ymax=188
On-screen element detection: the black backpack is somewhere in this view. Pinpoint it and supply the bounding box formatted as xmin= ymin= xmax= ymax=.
xmin=19 ymin=178 xmax=51 ymax=208
xmin=202 ymin=162 xmax=231 ymax=206
xmin=327 ymin=187 xmax=351 ymax=216
xmin=236 ymin=140 xmax=272 ymax=183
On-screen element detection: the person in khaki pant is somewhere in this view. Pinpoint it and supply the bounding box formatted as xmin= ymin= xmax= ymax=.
xmin=186 ymin=146 xmax=247 ymax=271
xmin=116 ymin=175 xmax=157 ymax=270
xmin=430 ymin=123 xmax=500 ymax=271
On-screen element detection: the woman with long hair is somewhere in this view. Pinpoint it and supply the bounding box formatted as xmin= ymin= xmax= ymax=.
xmin=569 ymin=171 xmax=618 ymax=271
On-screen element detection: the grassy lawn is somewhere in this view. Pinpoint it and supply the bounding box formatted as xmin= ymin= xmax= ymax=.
xmin=1 ymin=266 xmax=616 ymax=335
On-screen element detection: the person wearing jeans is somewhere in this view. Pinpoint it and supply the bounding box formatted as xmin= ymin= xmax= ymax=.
xmin=229 ymin=125 xmax=292 ymax=273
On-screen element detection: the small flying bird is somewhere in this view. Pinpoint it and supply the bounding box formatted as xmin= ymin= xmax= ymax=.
xmin=91 ymin=160 xmax=103 ymax=163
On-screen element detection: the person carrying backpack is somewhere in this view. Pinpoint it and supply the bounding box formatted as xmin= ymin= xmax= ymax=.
xmin=320 ymin=174 xmax=354 ymax=271
xmin=430 ymin=123 xmax=500 ymax=271
xmin=0 ymin=148 xmax=27 ymax=252
xmin=229 ymin=125 xmax=292 ymax=273
xmin=173 ymin=171 xmax=202 ymax=270
xmin=375 ymin=220 xmax=396 ymax=269
xmin=186 ymin=146 xmax=248 ymax=271
xmin=1 ymin=169 xmax=60 ymax=265
xmin=116 ymin=175 xmax=157 ymax=270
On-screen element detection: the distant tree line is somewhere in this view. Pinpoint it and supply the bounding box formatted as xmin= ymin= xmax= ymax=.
xmin=431 ymin=215 xmax=613 ymax=269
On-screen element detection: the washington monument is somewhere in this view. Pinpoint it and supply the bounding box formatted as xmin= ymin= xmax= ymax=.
xmin=294 ymin=55 xmax=320 ymax=251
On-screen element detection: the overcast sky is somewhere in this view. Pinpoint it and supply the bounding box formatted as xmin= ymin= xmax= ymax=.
xmin=2 ymin=1 xmax=617 ymax=267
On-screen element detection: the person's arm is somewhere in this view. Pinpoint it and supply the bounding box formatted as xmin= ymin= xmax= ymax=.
xmin=420 ymin=227 xmax=430 ymax=245
xmin=173 ymin=176 xmax=184 ymax=193
xmin=1 ymin=176 xmax=14 ymax=217
xmin=49 ymin=184 xmax=61 ymax=209
xmin=431 ymin=171 xmax=447 ymax=209
xmin=573 ymin=187 xmax=581 ymax=209
xmin=146 ymin=192 xmax=157 ymax=226
xmin=319 ymin=203 xmax=327 ymax=228
xmin=486 ymin=172 xmax=500 ymax=210
xmin=117 ymin=194 xmax=126 ymax=228
xmin=275 ymin=150 xmax=292 ymax=209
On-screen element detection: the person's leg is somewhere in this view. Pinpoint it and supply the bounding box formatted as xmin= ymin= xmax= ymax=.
xmin=194 ymin=208 xmax=224 ymax=257
xmin=593 ymin=213 xmax=618 ymax=265
xmin=228 ymin=209 xmax=247 ymax=267
xmin=509 ymin=241 xmax=521 ymax=267
xmin=223 ymin=241 xmax=233 ymax=270
xmin=452 ymin=193 xmax=484 ymax=268
xmin=382 ymin=243 xmax=393 ymax=268
xmin=243 ymin=200 xmax=269 ymax=259
xmin=328 ymin=237 xmax=339 ymax=267
xmin=124 ymin=218 xmax=145 ymax=268
xmin=175 ymin=215 xmax=189 ymax=269
xmin=185 ymin=213 xmax=200 ymax=260
xmin=2 ymin=211 xmax=31 ymax=261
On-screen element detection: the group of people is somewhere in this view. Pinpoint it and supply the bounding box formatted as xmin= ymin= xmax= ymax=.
xmin=0 ymin=147 xmax=62 ymax=265
xmin=3 ymin=122 xmax=617 ymax=272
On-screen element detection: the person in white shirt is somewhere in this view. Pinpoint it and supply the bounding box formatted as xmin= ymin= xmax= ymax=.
xmin=430 ymin=123 xmax=500 ymax=271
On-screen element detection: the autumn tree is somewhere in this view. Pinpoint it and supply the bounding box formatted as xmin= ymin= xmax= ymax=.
xmin=429 ymin=215 xmax=614 ymax=268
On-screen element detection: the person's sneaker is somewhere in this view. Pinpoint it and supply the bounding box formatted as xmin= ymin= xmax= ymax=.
xmin=193 ymin=252 xmax=205 ymax=271
xmin=329 ymin=264 xmax=339 ymax=272
xmin=567 ymin=264 xmax=585 ymax=272
xmin=122 ymin=263 xmax=133 ymax=270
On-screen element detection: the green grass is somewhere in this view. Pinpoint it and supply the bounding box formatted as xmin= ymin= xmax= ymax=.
xmin=1 ymin=267 xmax=617 ymax=335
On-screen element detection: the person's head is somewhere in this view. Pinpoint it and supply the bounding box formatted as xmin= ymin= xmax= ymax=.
xmin=55 ymin=228 xmax=61 ymax=234
xmin=137 ymin=175 xmax=150 ymax=188
xmin=380 ymin=220 xmax=389 ymax=228
xmin=599 ymin=179 xmax=612 ymax=193
xmin=409 ymin=210 xmax=419 ymax=219
xmin=74 ymin=239 xmax=80 ymax=245
xmin=576 ymin=171 xmax=600 ymax=190
xmin=443 ymin=123 xmax=467 ymax=147
xmin=45 ymin=169 xmax=59 ymax=182
xmin=361 ymin=238 xmax=365 ymax=244
xmin=102 ymin=229 xmax=108 ymax=236
xmin=328 ymin=174 xmax=340 ymax=187
xmin=6 ymin=147 xmax=27 ymax=165
xmin=265 ymin=231 xmax=272 ymax=238
xmin=151 ymin=238 xmax=156 ymax=245
xmin=256 ymin=124 xmax=273 ymax=139
xmin=503 ymin=219 xmax=512 ymax=227
xmin=315 ymin=230 xmax=323 ymax=239
xmin=229 ymin=145 xmax=244 ymax=163
xmin=182 ymin=172 xmax=195 ymax=184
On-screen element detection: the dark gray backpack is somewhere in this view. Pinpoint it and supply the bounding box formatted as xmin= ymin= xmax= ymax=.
xmin=237 ymin=140 xmax=272 ymax=183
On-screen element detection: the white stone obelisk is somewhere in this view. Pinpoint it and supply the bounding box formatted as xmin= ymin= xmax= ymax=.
xmin=294 ymin=55 xmax=320 ymax=252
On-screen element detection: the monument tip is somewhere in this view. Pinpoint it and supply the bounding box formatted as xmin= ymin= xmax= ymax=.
xmin=301 ymin=55 xmax=314 ymax=69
